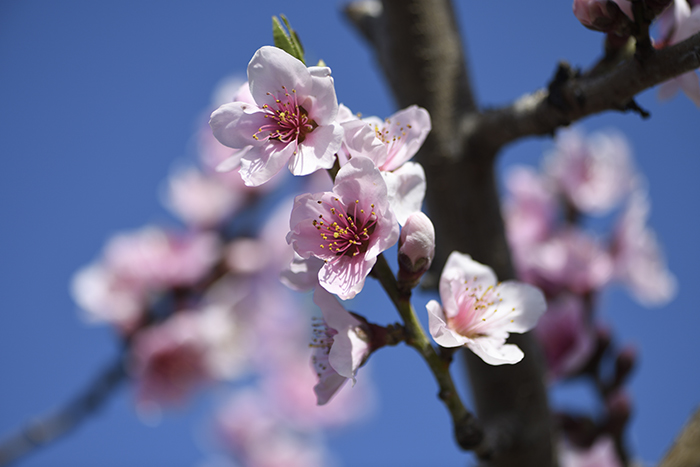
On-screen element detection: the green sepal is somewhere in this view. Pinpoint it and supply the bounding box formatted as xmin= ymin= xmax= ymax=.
xmin=272 ymin=15 xmax=305 ymax=64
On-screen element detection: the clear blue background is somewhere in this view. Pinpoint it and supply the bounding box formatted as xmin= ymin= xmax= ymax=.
xmin=1 ymin=1 xmax=698 ymax=466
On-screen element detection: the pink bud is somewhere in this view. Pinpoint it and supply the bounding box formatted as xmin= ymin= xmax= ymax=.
xmin=573 ymin=0 xmax=632 ymax=32
xmin=398 ymin=212 xmax=435 ymax=290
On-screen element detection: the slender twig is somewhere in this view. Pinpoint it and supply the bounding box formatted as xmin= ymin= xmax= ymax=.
xmin=464 ymin=30 xmax=700 ymax=155
xmin=371 ymin=253 xmax=484 ymax=451
xmin=0 ymin=356 xmax=127 ymax=467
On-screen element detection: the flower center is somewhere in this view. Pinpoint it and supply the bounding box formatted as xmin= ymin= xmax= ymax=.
xmin=254 ymin=86 xmax=317 ymax=148
xmin=447 ymin=281 xmax=504 ymax=338
xmin=371 ymin=118 xmax=412 ymax=164
xmin=313 ymin=198 xmax=377 ymax=260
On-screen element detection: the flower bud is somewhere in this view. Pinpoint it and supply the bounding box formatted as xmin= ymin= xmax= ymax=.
xmin=398 ymin=212 xmax=435 ymax=290
xmin=573 ymin=0 xmax=632 ymax=32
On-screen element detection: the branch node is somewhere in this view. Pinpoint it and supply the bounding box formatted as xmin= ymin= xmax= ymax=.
xmin=546 ymin=61 xmax=580 ymax=114
xmin=454 ymin=413 xmax=484 ymax=450
xmin=623 ymin=99 xmax=651 ymax=118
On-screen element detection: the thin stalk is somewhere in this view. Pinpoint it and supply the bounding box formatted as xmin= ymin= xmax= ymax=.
xmin=372 ymin=253 xmax=483 ymax=450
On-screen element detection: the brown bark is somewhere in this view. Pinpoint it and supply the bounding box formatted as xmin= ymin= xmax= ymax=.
xmin=345 ymin=1 xmax=700 ymax=465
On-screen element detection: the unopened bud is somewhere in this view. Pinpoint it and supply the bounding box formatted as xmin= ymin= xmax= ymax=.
xmin=398 ymin=212 xmax=435 ymax=290
xmin=573 ymin=0 xmax=632 ymax=32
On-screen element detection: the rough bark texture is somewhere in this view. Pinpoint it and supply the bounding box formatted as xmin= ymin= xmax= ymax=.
xmin=345 ymin=1 xmax=700 ymax=466
xmin=345 ymin=1 xmax=553 ymax=465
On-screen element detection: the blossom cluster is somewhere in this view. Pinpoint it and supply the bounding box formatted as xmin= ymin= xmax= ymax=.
xmin=71 ymin=71 xmax=376 ymax=465
xmin=69 ymin=31 xmax=677 ymax=465
xmin=208 ymin=45 xmax=549 ymax=403
xmin=502 ymin=128 xmax=676 ymax=464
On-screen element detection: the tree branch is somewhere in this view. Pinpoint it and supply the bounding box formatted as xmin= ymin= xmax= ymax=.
xmin=464 ymin=31 xmax=700 ymax=154
xmin=0 ymin=356 xmax=126 ymax=466
xmin=371 ymin=254 xmax=483 ymax=451
xmin=345 ymin=1 xmax=554 ymax=465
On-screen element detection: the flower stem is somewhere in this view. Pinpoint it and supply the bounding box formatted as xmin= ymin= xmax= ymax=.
xmin=372 ymin=253 xmax=483 ymax=450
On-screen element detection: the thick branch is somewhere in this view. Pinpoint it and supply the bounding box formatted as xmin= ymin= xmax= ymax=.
xmin=466 ymin=31 xmax=700 ymax=154
xmin=346 ymin=3 xmax=700 ymax=465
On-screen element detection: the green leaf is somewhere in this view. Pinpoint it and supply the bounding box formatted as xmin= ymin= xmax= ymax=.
xmin=281 ymin=14 xmax=304 ymax=58
xmin=271 ymin=15 xmax=305 ymax=64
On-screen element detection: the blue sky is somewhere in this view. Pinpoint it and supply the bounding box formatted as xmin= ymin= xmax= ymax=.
xmin=1 ymin=1 xmax=698 ymax=466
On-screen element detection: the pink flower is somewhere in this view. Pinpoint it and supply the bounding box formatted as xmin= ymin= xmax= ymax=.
xmin=310 ymin=287 xmax=372 ymax=405
xmin=657 ymin=1 xmax=700 ymax=106
xmin=162 ymin=167 xmax=243 ymax=228
xmin=515 ymin=227 xmax=613 ymax=296
xmin=612 ymin=188 xmax=677 ymax=306
xmin=262 ymin=349 xmax=375 ymax=429
xmin=71 ymin=263 xmax=145 ymax=331
xmin=129 ymin=304 xmax=250 ymax=408
xmin=503 ymin=165 xmax=558 ymax=250
xmin=361 ymin=105 xmax=431 ymax=172
xmin=287 ymin=156 xmax=399 ymax=299
xmin=534 ymin=294 xmax=595 ymax=381
xmin=216 ymin=391 xmax=330 ymax=467
xmin=103 ymin=227 xmax=220 ymax=290
xmin=427 ymin=252 xmax=547 ymax=365
xmin=341 ymin=105 xmax=431 ymax=225
xmin=71 ymin=227 xmax=220 ymax=330
xmin=280 ymin=252 xmax=324 ymax=292
xmin=130 ymin=312 xmax=210 ymax=407
xmin=544 ymin=130 xmax=635 ymax=215
xmin=210 ymin=46 xmax=343 ymax=186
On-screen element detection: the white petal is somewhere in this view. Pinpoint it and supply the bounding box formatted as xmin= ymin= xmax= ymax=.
xmin=314 ymin=371 xmax=348 ymax=406
xmin=305 ymin=66 xmax=339 ymax=125
xmin=329 ymin=329 xmax=369 ymax=382
xmin=439 ymin=252 xmax=497 ymax=315
xmin=678 ymin=71 xmax=700 ymax=107
xmin=493 ymin=281 xmax=547 ymax=333
xmin=467 ymin=337 xmax=524 ymax=365
xmin=318 ymin=256 xmax=374 ymax=300
xmin=248 ymin=46 xmax=311 ymax=106
xmin=215 ymin=146 xmax=250 ymax=173
xmin=427 ymin=300 xmax=470 ymax=348
xmin=313 ymin=286 xmax=362 ymax=331
xmin=209 ymin=102 xmax=266 ymax=149
xmin=383 ymin=162 xmax=426 ymax=225
xmin=288 ymin=123 xmax=342 ymax=176
xmin=239 ymin=141 xmax=295 ymax=186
